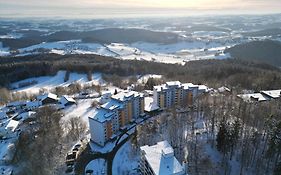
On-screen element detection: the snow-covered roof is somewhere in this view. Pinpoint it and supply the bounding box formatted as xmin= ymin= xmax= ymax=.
xmin=166 ymin=81 xmax=181 ymax=87
xmin=140 ymin=140 xmax=185 ymax=175
xmin=111 ymin=91 xmax=143 ymax=102
xmin=37 ymin=93 xmax=58 ymax=101
xmin=261 ymin=90 xmax=281 ymax=99
xmin=101 ymin=99 xmax=124 ymax=110
xmin=144 ymin=97 xmax=159 ymax=112
xmin=198 ymin=85 xmax=208 ymax=92
xmin=218 ymin=86 xmax=231 ymax=93
xmin=59 ymin=95 xmax=76 ymax=105
xmin=237 ymin=93 xmax=270 ymax=102
xmin=5 ymin=120 xmax=20 ymax=132
xmin=89 ymin=108 xmax=114 ymax=123
xmin=182 ymin=83 xmax=198 ymax=90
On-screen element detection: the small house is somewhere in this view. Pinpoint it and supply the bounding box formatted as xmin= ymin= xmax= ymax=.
xmin=37 ymin=93 xmax=59 ymax=105
xmin=59 ymin=96 xmax=76 ymax=107
xmin=5 ymin=120 xmax=19 ymax=134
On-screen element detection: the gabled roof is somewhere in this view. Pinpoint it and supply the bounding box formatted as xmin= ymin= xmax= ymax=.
xmin=37 ymin=93 xmax=58 ymax=101
xmin=59 ymin=95 xmax=76 ymax=105
xmin=140 ymin=141 xmax=185 ymax=175
xmin=237 ymin=93 xmax=270 ymax=102
xmin=261 ymin=90 xmax=281 ymax=99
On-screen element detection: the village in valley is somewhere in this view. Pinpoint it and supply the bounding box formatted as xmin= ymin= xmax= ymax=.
xmin=0 ymin=69 xmax=281 ymax=175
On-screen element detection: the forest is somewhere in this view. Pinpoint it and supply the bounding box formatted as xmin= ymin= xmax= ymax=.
xmin=1 ymin=53 xmax=281 ymax=91
xmin=131 ymin=92 xmax=281 ymax=175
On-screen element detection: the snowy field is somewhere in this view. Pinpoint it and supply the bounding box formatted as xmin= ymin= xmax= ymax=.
xmin=11 ymin=71 xmax=105 ymax=95
xmin=62 ymin=99 xmax=96 ymax=124
xmin=1 ymin=39 xmax=234 ymax=64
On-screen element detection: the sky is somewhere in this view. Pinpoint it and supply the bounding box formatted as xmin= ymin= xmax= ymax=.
xmin=0 ymin=0 xmax=281 ymax=18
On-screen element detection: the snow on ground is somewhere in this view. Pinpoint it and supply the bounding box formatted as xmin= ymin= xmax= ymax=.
xmin=9 ymin=39 xmax=233 ymax=64
xmin=0 ymin=33 xmax=23 ymax=39
xmin=0 ymin=137 xmax=17 ymax=164
xmin=11 ymin=71 xmax=105 ymax=95
xmin=106 ymin=43 xmax=141 ymax=56
xmin=112 ymin=141 xmax=139 ymax=175
xmin=62 ymin=99 xmax=95 ymax=124
xmin=137 ymin=74 xmax=162 ymax=84
xmin=89 ymin=141 xmax=117 ymax=154
xmin=0 ymin=166 xmax=13 ymax=175
xmin=18 ymin=40 xmax=104 ymax=55
xmin=85 ymin=158 xmax=107 ymax=175
xmin=0 ymin=42 xmax=10 ymax=56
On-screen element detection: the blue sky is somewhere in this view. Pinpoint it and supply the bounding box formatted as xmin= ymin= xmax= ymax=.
xmin=0 ymin=0 xmax=281 ymax=18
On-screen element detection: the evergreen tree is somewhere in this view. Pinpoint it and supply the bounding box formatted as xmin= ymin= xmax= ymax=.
xmin=229 ymin=119 xmax=241 ymax=159
xmin=267 ymin=120 xmax=281 ymax=169
xmin=274 ymin=161 xmax=281 ymax=175
xmin=216 ymin=119 xmax=231 ymax=154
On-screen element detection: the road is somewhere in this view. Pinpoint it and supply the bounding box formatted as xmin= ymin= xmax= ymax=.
xmin=75 ymin=111 xmax=163 ymax=175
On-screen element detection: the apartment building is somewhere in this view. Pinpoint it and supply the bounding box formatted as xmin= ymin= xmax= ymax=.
xmin=140 ymin=140 xmax=186 ymax=175
xmin=153 ymin=81 xmax=208 ymax=109
xmin=89 ymin=91 xmax=145 ymax=146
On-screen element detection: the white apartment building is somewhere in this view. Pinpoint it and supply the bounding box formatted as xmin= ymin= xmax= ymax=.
xmin=153 ymin=81 xmax=208 ymax=109
xmin=140 ymin=140 xmax=186 ymax=175
xmin=89 ymin=91 xmax=144 ymax=146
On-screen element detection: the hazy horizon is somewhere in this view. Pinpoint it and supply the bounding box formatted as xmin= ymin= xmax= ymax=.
xmin=1 ymin=0 xmax=281 ymax=19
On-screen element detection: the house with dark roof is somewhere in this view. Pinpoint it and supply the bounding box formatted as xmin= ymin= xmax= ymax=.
xmin=37 ymin=93 xmax=59 ymax=105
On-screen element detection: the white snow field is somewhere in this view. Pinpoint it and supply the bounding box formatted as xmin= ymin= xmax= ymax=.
xmin=5 ymin=38 xmax=233 ymax=64
xmin=11 ymin=71 xmax=105 ymax=94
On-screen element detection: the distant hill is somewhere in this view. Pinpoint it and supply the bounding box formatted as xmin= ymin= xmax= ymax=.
xmin=225 ymin=40 xmax=281 ymax=66
xmin=81 ymin=28 xmax=179 ymax=44
xmin=242 ymin=28 xmax=281 ymax=37
xmin=0 ymin=28 xmax=180 ymax=50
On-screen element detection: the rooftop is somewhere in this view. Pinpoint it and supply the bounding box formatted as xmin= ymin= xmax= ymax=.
xmin=37 ymin=93 xmax=58 ymax=101
xmin=237 ymin=93 xmax=270 ymax=102
xmin=89 ymin=107 xmax=114 ymax=123
xmin=111 ymin=91 xmax=143 ymax=102
xmin=140 ymin=140 xmax=185 ymax=175
xmin=166 ymin=81 xmax=181 ymax=87
xmin=101 ymin=99 xmax=124 ymax=110
xmin=261 ymin=90 xmax=281 ymax=99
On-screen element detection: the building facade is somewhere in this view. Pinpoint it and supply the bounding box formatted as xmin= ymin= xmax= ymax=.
xmin=89 ymin=91 xmax=145 ymax=146
xmin=153 ymin=81 xmax=208 ymax=109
